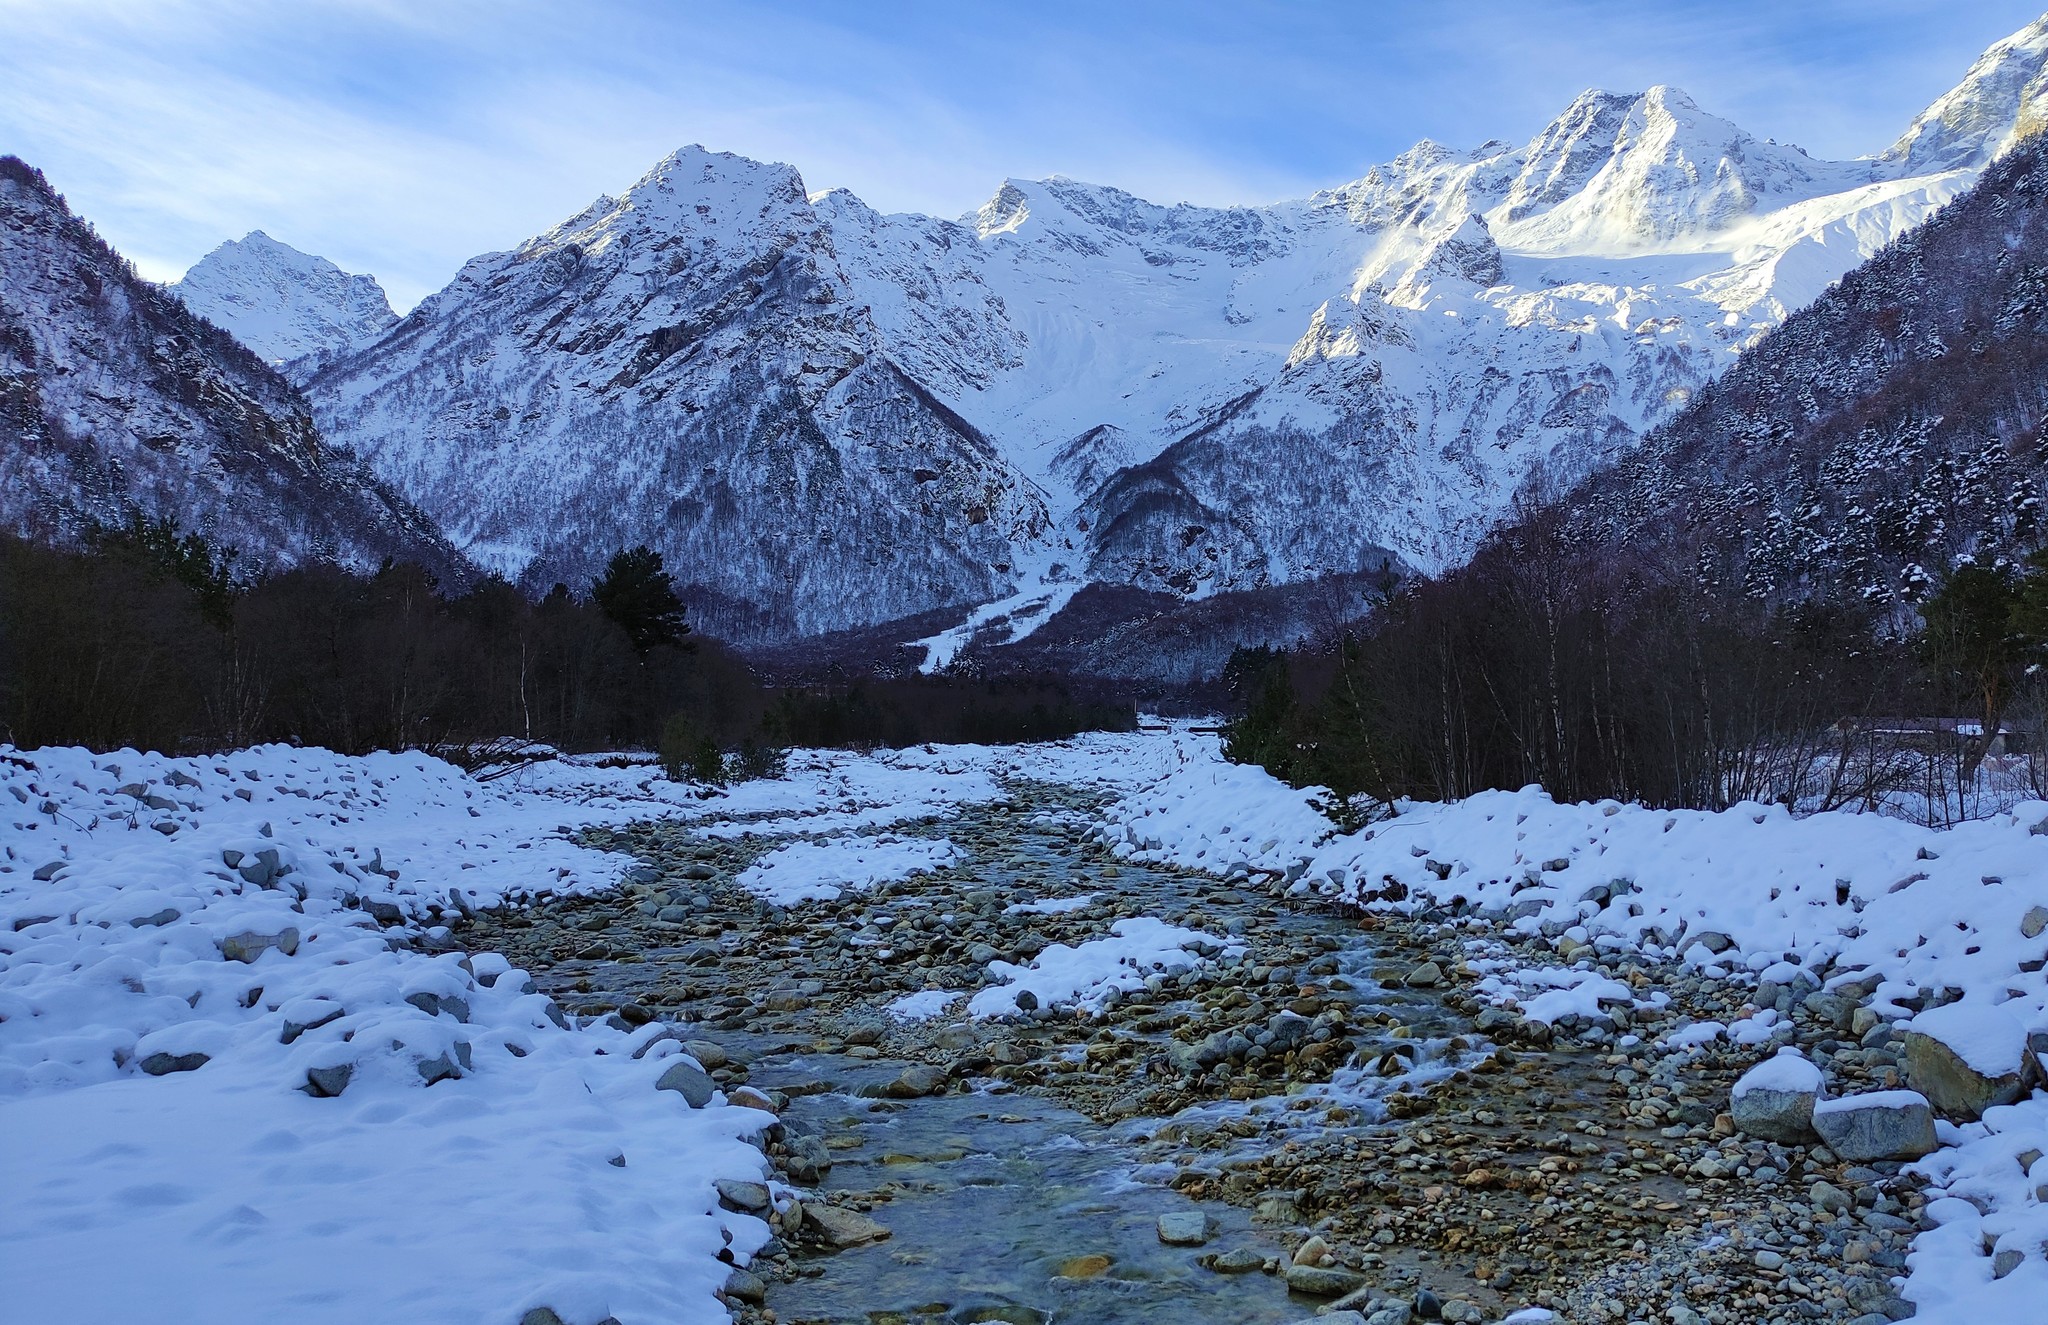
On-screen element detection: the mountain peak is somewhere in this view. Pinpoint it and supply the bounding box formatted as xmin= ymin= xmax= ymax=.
xmin=1884 ymin=14 xmax=2048 ymax=174
xmin=172 ymin=231 xmax=395 ymax=368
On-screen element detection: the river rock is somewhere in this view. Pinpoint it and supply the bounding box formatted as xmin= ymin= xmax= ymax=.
xmin=785 ymin=1134 xmax=833 ymax=1183
xmin=714 ymin=1179 xmax=771 ymax=1213
xmin=2024 ymin=906 xmax=2048 ymax=940
xmin=1056 ymin=1254 xmax=1113 ymax=1278
xmin=1811 ymin=1090 xmax=1938 ymax=1161
xmin=1903 ymin=1004 xmax=2028 ymax=1119
xmin=1404 ymin=961 xmax=1443 ymax=988
xmin=1730 ymin=1047 xmax=1822 ymax=1143
xmin=721 ymin=1267 xmax=766 ymax=1304
xmin=656 ymin=1060 xmax=717 ymax=1107
xmin=1202 ymin=1247 xmax=1267 ymax=1274
xmin=883 ymin=1064 xmax=948 ymax=1098
xmin=727 ymin=1085 xmax=778 ymax=1113
xmin=681 ymin=1039 xmax=728 ymax=1069
xmin=1284 ymin=1263 xmax=1369 ymax=1296
xmin=1157 ymin=1211 xmax=1213 ymax=1246
xmin=805 ymin=1203 xmax=891 ymax=1247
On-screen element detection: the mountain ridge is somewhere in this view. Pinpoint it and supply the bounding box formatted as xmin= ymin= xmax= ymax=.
xmin=176 ymin=14 xmax=2048 ymax=642
xmin=0 ymin=157 xmax=464 ymax=583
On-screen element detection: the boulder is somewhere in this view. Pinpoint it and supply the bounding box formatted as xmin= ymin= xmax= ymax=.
xmin=1903 ymin=1003 xmax=2028 ymax=1119
xmin=219 ymin=927 xmax=299 ymax=963
xmin=1156 ymin=1211 xmax=1212 ymax=1246
xmin=713 ymin=1179 xmax=771 ymax=1213
xmin=139 ymin=1051 xmax=209 ymax=1076
xmin=303 ymin=1062 xmax=353 ymax=1097
xmin=1284 ymin=1263 xmax=1369 ymax=1296
xmin=721 ymin=1267 xmax=767 ymax=1305
xmin=1811 ymin=1091 xmax=1937 ymax=1162
xmin=1730 ymin=1047 xmax=1823 ymax=1143
xmin=882 ymin=1064 xmax=947 ymax=1099
xmin=656 ymin=1060 xmax=717 ymax=1108
xmin=805 ymin=1203 xmax=890 ymax=1248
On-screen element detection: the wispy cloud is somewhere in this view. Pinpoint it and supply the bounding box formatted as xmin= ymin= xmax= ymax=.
xmin=3 ymin=0 xmax=2042 ymax=308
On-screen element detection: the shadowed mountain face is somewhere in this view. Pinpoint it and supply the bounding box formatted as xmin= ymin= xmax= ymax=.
xmin=0 ymin=158 xmax=463 ymax=581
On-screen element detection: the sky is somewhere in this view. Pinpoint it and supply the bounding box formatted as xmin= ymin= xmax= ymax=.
xmin=4 ymin=0 xmax=2046 ymax=310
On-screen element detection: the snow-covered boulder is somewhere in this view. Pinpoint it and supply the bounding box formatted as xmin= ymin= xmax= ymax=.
xmin=1904 ymin=1003 xmax=2031 ymax=1120
xmin=1811 ymin=1090 xmax=1938 ymax=1161
xmin=1731 ymin=1047 xmax=1823 ymax=1143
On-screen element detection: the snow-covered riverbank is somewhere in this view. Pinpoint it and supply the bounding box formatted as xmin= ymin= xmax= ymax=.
xmin=5 ymin=727 xmax=2046 ymax=1323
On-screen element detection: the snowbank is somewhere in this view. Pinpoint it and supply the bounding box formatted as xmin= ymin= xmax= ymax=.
xmin=967 ymin=916 xmax=1237 ymax=1017
xmin=734 ymin=834 xmax=957 ymax=904
xmin=0 ymin=745 xmax=771 ymax=1324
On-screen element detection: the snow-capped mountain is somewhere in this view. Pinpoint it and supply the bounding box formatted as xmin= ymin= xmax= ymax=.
xmin=172 ymin=231 xmax=396 ymax=370
xmin=306 ymin=153 xmax=1049 ymax=641
xmin=303 ymin=15 xmax=2048 ymax=641
xmin=0 ymin=159 xmax=462 ymax=579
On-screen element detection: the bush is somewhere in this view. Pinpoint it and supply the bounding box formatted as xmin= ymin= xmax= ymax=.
xmin=659 ymin=713 xmax=725 ymax=784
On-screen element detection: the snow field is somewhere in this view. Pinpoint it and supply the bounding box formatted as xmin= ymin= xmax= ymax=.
xmin=0 ymin=745 xmax=778 ymax=1325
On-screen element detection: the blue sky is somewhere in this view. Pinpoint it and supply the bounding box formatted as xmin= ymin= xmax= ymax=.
xmin=4 ymin=0 xmax=2045 ymax=308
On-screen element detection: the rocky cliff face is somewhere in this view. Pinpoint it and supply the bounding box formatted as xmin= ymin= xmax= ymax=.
xmin=0 ymin=158 xmax=461 ymax=580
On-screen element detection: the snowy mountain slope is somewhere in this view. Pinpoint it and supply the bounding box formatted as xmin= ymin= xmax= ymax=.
xmin=171 ymin=231 xmax=396 ymax=371
xmin=302 ymin=15 xmax=2048 ymax=637
xmin=1563 ymin=135 xmax=2048 ymax=606
xmin=1883 ymin=15 xmax=2048 ymax=174
xmin=0 ymin=158 xmax=463 ymax=579
xmin=306 ymin=148 xmax=1049 ymax=639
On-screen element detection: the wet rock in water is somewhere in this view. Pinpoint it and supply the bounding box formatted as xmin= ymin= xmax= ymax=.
xmin=785 ymin=1134 xmax=833 ymax=1183
xmin=520 ymin=1309 xmax=565 ymax=1325
xmin=1284 ymin=1263 xmax=1369 ymax=1296
xmin=1730 ymin=1048 xmax=1822 ymax=1143
xmin=1404 ymin=961 xmax=1443 ymax=989
xmin=882 ymin=1063 xmax=948 ymax=1098
xmin=1056 ymin=1253 xmax=1113 ymax=1278
xmin=1281 ymin=1316 xmax=1368 ymax=1325
xmin=656 ymin=1060 xmax=716 ymax=1107
xmin=1156 ymin=1211 xmax=1213 ymax=1246
xmin=1811 ymin=1090 xmax=1938 ymax=1161
xmin=1201 ymin=1246 xmax=1267 ymax=1274
xmin=805 ymin=1203 xmax=891 ymax=1247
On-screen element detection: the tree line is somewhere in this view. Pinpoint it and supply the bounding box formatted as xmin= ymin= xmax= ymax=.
xmin=1222 ymin=508 xmax=2048 ymax=823
xmin=0 ymin=521 xmax=1134 ymax=769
